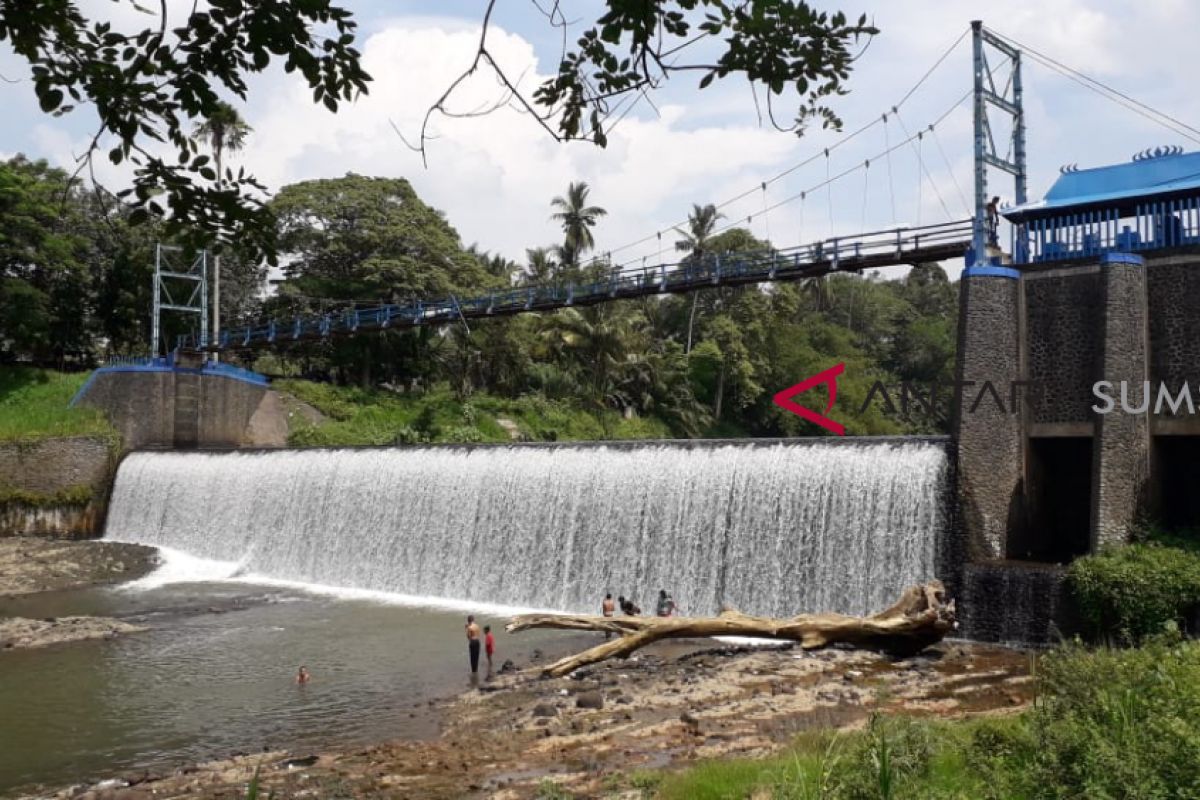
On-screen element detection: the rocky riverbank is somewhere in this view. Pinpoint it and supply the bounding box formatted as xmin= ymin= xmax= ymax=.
xmin=32 ymin=639 xmax=1032 ymax=799
xmin=0 ymin=537 xmax=158 ymax=652
xmin=0 ymin=537 xmax=157 ymax=597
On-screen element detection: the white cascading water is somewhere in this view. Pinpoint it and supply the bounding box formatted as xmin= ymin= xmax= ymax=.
xmin=105 ymin=441 xmax=948 ymax=617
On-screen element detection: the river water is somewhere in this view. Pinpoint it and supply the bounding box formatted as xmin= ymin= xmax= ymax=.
xmin=0 ymin=568 xmax=592 ymax=794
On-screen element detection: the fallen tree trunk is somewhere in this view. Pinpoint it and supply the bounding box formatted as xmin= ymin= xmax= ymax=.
xmin=507 ymin=581 xmax=955 ymax=677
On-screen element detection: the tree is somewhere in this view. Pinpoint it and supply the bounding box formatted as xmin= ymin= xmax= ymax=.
xmin=550 ymin=182 xmax=607 ymax=270
xmin=523 ymin=247 xmax=558 ymax=285
xmin=674 ymin=203 xmax=723 ymax=354
xmin=271 ymin=174 xmax=498 ymax=387
xmin=194 ymin=101 xmax=252 ymax=351
xmin=415 ymin=1 xmax=876 ymax=156
xmin=0 ymin=1 xmax=371 ymax=262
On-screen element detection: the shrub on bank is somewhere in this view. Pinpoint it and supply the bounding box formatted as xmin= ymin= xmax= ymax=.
xmin=1067 ymin=535 xmax=1200 ymax=641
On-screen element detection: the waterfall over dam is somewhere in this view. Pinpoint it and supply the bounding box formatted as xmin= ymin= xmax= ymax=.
xmin=105 ymin=440 xmax=951 ymax=618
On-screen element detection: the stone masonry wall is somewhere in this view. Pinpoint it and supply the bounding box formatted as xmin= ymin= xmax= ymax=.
xmin=1025 ymin=270 xmax=1102 ymax=424
xmin=1147 ymin=257 xmax=1200 ymax=406
xmin=953 ymin=274 xmax=1023 ymax=560
xmin=1091 ymin=256 xmax=1151 ymax=548
xmin=0 ymin=436 xmax=115 ymax=538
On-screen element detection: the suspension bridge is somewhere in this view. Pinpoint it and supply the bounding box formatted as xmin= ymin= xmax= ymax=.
xmin=156 ymin=20 xmax=1200 ymax=355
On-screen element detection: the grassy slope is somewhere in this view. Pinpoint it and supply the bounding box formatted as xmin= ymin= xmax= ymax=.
xmin=0 ymin=366 xmax=117 ymax=444
xmin=275 ymin=379 xmax=674 ymax=446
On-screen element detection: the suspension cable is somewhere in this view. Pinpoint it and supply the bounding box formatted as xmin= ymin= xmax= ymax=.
xmin=883 ymin=114 xmax=897 ymax=226
xmin=987 ymin=27 xmax=1200 ymax=144
xmin=704 ymin=89 xmax=973 ymax=240
xmin=929 ymin=125 xmax=971 ymax=216
xmin=607 ymin=24 xmax=973 ymax=265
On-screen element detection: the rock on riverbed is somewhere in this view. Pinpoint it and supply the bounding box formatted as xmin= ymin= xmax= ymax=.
xmin=0 ymin=615 xmax=146 ymax=650
xmin=0 ymin=537 xmax=158 ymax=597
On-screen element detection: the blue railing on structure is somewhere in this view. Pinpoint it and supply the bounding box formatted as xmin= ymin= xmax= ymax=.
xmin=70 ymin=354 xmax=269 ymax=406
xmin=178 ymin=219 xmax=973 ymax=352
xmin=1012 ymin=193 xmax=1200 ymax=264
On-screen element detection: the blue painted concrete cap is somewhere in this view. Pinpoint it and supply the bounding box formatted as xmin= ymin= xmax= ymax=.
xmin=1100 ymin=252 xmax=1145 ymax=266
xmin=962 ymin=265 xmax=1021 ymax=279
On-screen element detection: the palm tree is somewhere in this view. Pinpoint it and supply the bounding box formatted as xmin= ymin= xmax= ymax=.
xmin=550 ymin=181 xmax=606 ymax=269
xmin=524 ymin=247 xmax=557 ymax=285
xmin=194 ymin=101 xmax=251 ymax=361
xmin=674 ymin=203 xmax=723 ymax=354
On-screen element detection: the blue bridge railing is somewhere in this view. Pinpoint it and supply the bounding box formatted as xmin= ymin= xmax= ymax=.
xmin=1012 ymin=193 xmax=1200 ymax=264
xmin=178 ymin=219 xmax=973 ymax=352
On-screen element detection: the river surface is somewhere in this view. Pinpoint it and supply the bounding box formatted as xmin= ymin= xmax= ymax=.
xmin=0 ymin=558 xmax=594 ymax=795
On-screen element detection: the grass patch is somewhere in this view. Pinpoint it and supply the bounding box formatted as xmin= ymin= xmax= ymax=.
xmin=0 ymin=366 xmax=118 ymax=444
xmin=0 ymin=483 xmax=94 ymax=508
xmin=276 ymin=380 xmax=675 ymax=446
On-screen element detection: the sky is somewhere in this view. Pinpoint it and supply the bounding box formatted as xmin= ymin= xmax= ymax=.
xmin=2 ymin=1 xmax=1199 ymax=280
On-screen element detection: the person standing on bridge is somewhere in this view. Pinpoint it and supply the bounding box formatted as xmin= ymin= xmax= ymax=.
xmin=986 ymin=196 xmax=1001 ymax=247
xmin=465 ymin=615 xmax=482 ymax=675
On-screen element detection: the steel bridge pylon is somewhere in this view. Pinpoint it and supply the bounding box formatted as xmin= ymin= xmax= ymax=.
xmin=971 ymin=20 xmax=1028 ymax=268
xmin=151 ymin=245 xmax=209 ymax=357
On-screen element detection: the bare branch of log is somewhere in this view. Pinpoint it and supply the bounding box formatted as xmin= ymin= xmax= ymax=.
xmin=507 ymin=581 xmax=956 ymax=677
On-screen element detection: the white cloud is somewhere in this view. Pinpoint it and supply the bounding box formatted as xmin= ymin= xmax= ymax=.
xmin=232 ymin=21 xmax=800 ymax=264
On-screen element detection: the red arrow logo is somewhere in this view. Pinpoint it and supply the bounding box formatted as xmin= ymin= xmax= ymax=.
xmin=772 ymin=363 xmax=846 ymax=436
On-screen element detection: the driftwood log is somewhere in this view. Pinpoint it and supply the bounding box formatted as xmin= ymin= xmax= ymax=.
xmin=507 ymin=581 xmax=956 ymax=677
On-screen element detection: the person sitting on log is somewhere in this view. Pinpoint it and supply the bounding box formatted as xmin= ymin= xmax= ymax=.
xmin=655 ymin=589 xmax=678 ymax=617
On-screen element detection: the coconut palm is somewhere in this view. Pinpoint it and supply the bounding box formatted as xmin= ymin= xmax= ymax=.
xmin=674 ymin=203 xmax=723 ymax=354
xmin=550 ymin=181 xmax=606 ymax=269
xmin=524 ymin=247 xmax=557 ymax=285
xmin=193 ymin=101 xmax=251 ymax=185
xmin=193 ymin=101 xmax=251 ymax=359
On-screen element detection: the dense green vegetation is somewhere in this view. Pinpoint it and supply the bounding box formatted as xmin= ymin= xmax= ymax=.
xmin=641 ymin=638 xmax=1200 ymax=800
xmin=0 ymin=366 xmax=116 ymax=444
xmin=1068 ymin=526 xmax=1200 ymax=642
xmin=3 ymin=154 xmax=960 ymax=441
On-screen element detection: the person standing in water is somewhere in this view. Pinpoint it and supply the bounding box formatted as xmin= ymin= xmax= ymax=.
xmin=484 ymin=625 xmax=495 ymax=674
xmin=295 ymin=665 xmax=311 ymax=684
xmin=466 ymin=615 xmax=482 ymax=675
xmin=602 ymin=592 xmax=616 ymax=639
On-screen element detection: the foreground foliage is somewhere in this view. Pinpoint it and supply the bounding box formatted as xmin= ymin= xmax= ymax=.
xmin=1068 ymin=528 xmax=1200 ymax=642
xmin=652 ymin=638 xmax=1200 ymax=800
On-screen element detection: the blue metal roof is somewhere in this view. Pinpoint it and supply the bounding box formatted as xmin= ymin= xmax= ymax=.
xmin=1004 ymin=148 xmax=1200 ymax=221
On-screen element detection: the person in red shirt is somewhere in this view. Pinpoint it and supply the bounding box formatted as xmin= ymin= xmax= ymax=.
xmin=484 ymin=625 xmax=496 ymax=674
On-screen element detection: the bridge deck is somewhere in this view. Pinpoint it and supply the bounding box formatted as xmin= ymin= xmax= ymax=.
xmin=186 ymin=220 xmax=972 ymax=352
